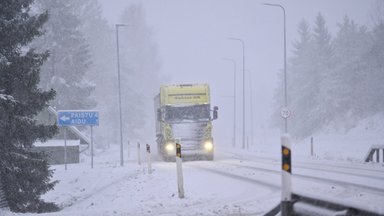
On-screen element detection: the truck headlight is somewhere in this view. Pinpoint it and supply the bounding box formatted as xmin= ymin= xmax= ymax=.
xmin=204 ymin=141 xmax=213 ymax=151
xmin=165 ymin=142 xmax=175 ymax=153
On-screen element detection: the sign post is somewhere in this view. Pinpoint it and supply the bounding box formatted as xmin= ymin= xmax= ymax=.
xmin=91 ymin=126 xmax=94 ymax=168
xmin=64 ymin=127 xmax=67 ymax=170
xmin=57 ymin=110 xmax=99 ymax=169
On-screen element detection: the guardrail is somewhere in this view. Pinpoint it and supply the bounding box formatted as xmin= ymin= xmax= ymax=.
xmin=0 ymin=178 xmax=8 ymax=210
xmin=292 ymin=194 xmax=382 ymax=216
xmin=364 ymin=145 xmax=384 ymax=163
xmin=265 ymin=193 xmax=382 ymax=216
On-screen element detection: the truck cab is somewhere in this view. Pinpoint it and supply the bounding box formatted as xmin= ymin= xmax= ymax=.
xmin=154 ymin=84 xmax=218 ymax=161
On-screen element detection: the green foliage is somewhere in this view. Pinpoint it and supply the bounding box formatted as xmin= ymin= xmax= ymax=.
xmin=0 ymin=0 xmax=58 ymax=212
xmin=1 ymin=150 xmax=58 ymax=213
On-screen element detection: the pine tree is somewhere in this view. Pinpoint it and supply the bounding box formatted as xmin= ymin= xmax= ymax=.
xmin=332 ymin=16 xmax=370 ymax=126
xmin=119 ymin=4 xmax=162 ymax=140
xmin=272 ymin=19 xmax=312 ymax=136
xmin=0 ymin=0 xmax=58 ymax=212
xmin=34 ymin=0 xmax=96 ymax=110
xmin=363 ymin=22 xmax=384 ymax=116
xmin=288 ymin=20 xmax=318 ymax=138
xmin=75 ymin=0 xmax=121 ymax=145
xmin=273 ymin=14 xmax=334 ymax=138
xmin=311 ymin=13 xmax=334 ymax=127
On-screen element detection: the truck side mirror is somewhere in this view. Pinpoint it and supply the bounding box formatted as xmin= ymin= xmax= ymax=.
xmin=213 ymin=106 xmax=218 ymax=120
xmin=157 ymin=108 xmax=162 ymax=121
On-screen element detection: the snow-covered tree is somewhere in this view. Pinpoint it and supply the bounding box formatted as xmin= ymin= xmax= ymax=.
xmin=273 ymin=20 xmax=312 ymax=136
xmin=311 ymin=13 xmax=335 ymax=126
xmin=288 ymin=20 xmax=318 ymax=137
xmin=34 ymin=0 xmax=96 ymax=110
xmin=74 ymin=0 xmax=121 ymax=145
xmin=118 ymin=4 xmax=162 ymax=140
xmin=331 ymin=16 xmax=370 ymax=126
xmin=363 ymin=21 xmax=384 ymax=116
xmin=0 ymin=0 xmax=58 ymax=212
xmin=273 ymin=11 xmax=384 ymax=138
xmin=273 ymin=14 xmax=334 ymax=138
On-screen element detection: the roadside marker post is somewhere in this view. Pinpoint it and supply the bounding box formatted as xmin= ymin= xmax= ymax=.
xmin=281 ymin=134 xmax=292 ymax=215
xmin=310 ymin=137 xmax=314 ymax=157
xmin=176 ymin=142 xmax=184 ymax=198
xmin=146 ymin=144 xmax=152 ymax=174
xmin=137 ymin=142 xmax=141 ymax=165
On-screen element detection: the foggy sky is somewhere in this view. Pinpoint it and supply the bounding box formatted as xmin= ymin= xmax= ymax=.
xmin=99 ymin=0 xmax=375 ymax=146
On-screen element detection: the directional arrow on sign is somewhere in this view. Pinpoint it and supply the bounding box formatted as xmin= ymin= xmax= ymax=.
xmin=57 ymin=110 xmax=99 ymax=126
xmin=60 ymin=115 xmax=70 ymax=122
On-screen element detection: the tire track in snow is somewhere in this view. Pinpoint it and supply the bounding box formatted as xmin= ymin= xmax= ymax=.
xmin=222 ymin=150 xmax=384 ymax=175
xmin=60 ymin=170 xmax=141 ymax=209
xmin=215 ymin=160 xmax=384 ymax=196
xmin=185 ymin=162 xmax=280 ymax=190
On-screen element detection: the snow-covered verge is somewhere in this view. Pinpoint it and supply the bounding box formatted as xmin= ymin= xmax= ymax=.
xmin=239 ymin=114 xmax=384 ymax=164
xmin=295 ymin=114 xmax=384 ymax=162
xmin=0 ymin=145 xmax=280 ymax=216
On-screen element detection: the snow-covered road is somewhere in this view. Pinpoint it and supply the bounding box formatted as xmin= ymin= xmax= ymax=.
xmin=2 ymin=144 xmax=384 ymax=216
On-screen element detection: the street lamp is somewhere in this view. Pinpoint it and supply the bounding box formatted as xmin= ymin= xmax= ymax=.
xmin=248 ymin=70 xmax=254 ymax=148
xmin=115 ymin=23 xmax=127 ymax=167
xmin=227 ymin=37 xmax=246 ymax=149
xmin=262 ymin=3 xmax=288 ymax=133
xmin=222 ymin=58 xmax=237 ymax=148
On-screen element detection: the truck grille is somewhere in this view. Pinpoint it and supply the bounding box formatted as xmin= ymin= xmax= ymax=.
xmin=171 ymin=122 xmax=207 ymax=151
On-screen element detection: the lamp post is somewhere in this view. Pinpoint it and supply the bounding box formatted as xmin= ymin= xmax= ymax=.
xmin=248 ymin=70 xmax=254 ymax=148
xmin=262 ymin=3 xmax=291 ymax=216
xmin=227 ymin=37 xmax=246 ymax=149
xmin=115 ymin=23 xmax=127 ymax=167
xmin=262 ymin=3 xmax=288 ymax=133
xmin=222 ymin=58 xmax=237 ymax=147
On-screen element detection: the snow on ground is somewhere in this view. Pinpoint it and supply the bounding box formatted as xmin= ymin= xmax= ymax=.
xmin=244 ymin=114 xmax=384 ymax=164
xmin=1 ymin=118 xmax=384 ymax=216
xmin=1 ymin=145 xmax=280 ymax=216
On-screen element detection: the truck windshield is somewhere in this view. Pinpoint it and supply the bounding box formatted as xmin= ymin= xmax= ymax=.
xmin=165 ymin=104 xmax=210 ymax=122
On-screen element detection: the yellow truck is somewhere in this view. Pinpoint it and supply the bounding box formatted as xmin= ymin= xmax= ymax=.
xmin=154 ymin=84 xmax=218 ymax=161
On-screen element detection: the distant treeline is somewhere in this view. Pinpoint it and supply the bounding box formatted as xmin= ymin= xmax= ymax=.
xmin=272 ymin=11 xmax=384 ymax=139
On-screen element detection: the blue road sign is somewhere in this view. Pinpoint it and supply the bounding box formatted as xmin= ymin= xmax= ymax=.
xmin=57 ymin=110 xmax=99 ymax=126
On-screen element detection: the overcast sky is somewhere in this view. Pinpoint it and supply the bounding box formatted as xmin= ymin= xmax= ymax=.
xmin=99 ymin=0 xmax=376 ymax=146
